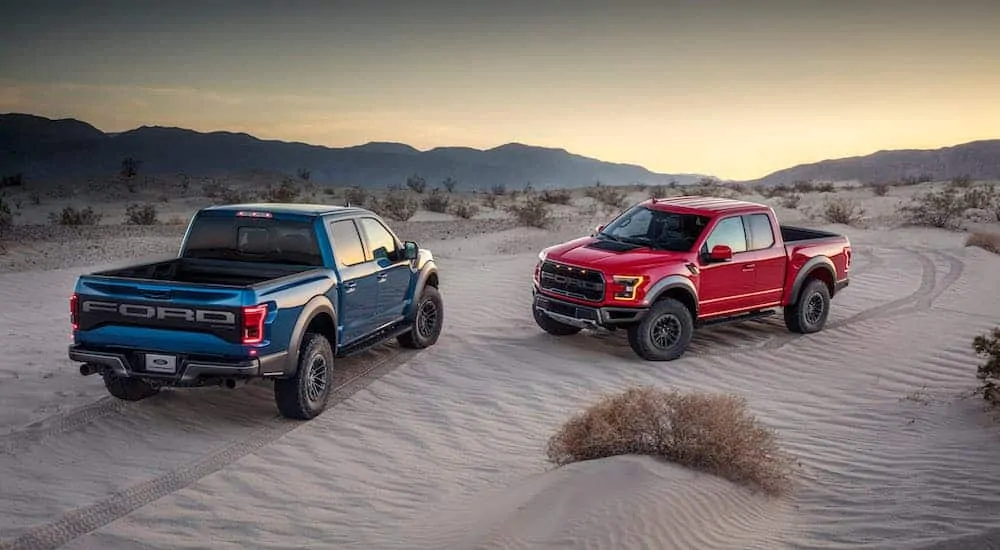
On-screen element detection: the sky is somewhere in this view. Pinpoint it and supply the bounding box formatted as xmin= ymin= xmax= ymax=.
xmin=1 ymin=0 xmax=998 ymax=180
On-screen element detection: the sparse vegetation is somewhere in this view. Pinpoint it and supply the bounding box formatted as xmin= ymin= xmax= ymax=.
xmin=505 ymin=194 xmax=551 ymax=228
xmin=405 ymin=174 xmax=427 ymax=194
xmin=373 ymin=188 xmax=418 ymax=221
xmin=1 ymin=173 xmax=24 ymax=189
xmin=966 ymin=231 xmax=1000 ymax=254
xmin=900 ymin=186 xmax=968 ymax=229
xmin=450 ymin=200 xmax=479 ymax=219
xmin=950 ymin=174 xmax=973 ymax=188
xmin=481 ymin=194 xmax=499 ymax=209
xmin=648 ymin=184 xmax=667 ymax=199
xmin=973 ymin=327 xmax=1000 ymax=406
xmin=0 ymin=193 xmax=12 ymax=227
xmin=422 ymin=188 xmax=451 ymax=213
xmin=779 ymin=193 xmax=802 ymax=209
xmin=262 ymin=177 xmax=300 ymax=202
xmin=441 ymin=177 xmax=458 ymax=193
xmin=296 ymin=168 xmax=312 ymax=181
xmin=50 ymin=206 xmax=102 ymax=226
xmin=343 ymin=186 xmax=369 ymax=206
xmin=124 ymin=203 xmax=158 ymax=225
xmin=490 ymin=183 xmax=508 ymax=196
xmin=871 ymin=182 xmax=891 ymax=196
xmin=821 ymin=197 xmax=864 ymax=225
xmin=545 ymin=386 xmax=795 ymax=496
xmin=584 ymin=182 xmax=626 ymax=208
xmin=539 ymin=189 xmax=572 ymax=205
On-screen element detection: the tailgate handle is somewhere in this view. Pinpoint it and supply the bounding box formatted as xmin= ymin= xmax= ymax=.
xmin=741 ymin=264 xmax=756 ymax=271
xmin=139 ymin=289 xmax=173 ymax=299
xmin=344 ymin=281 xmax=357 ymax=293
xmin=377 ymin=273 xmax=388 ymax=283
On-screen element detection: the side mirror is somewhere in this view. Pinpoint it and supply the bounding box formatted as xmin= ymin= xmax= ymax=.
xmin=594 ymin=224 xmax=605 ymax=234
xmin=708 ymin=245 xmax=733 ymax=262
xmin=402 ymin=241 xmax=419 ymax=261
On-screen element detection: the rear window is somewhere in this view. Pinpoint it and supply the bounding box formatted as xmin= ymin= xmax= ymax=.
xmin=182 ymin=213 xmax=323 ymax=266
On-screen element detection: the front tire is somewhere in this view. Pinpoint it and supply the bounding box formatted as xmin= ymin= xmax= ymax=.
xmin=533 ymin=305 xmax=582 ymax=336
xmin=784 ymin=278 xmax=831 ymax=334
xmin=103 ymin=373 xmax=159 ymax=401
xmin=274 ymin=332 xmax=334 ymax=420
xmin=626 ymin=298 xmax=694 ymax=361
xmin=398 ymin=285 xmax=443 ymax=349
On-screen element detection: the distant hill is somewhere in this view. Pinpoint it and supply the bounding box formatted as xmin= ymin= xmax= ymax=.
xmin=0 ymin=113 xmax=704 ymax=190
xmin=745 ymin=140 xmax=1000 ymax=186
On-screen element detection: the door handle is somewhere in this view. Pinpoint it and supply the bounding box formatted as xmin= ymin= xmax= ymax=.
xmin=344 ymin=281 xmax=357 ymax=293
xmin=377 ymin=273 xmax=388 ymax=283
xmin=742 ymin=264 xmax=756 ymax=271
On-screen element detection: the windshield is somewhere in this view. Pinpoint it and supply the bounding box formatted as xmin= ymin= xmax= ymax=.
xmin=181 ymin=213 xmax=324 ymax=266
xmin=599 ymin=205 xmax=710 ymax=252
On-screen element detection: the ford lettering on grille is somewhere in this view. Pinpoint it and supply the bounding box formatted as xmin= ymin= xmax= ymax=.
xmin=539 ymin=261 xmax=605 ymax=301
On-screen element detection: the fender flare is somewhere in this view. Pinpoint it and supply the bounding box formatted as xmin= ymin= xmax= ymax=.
xmin=642 ymin=275 xmax=699 ymax=317
xmin=282 ymin=295 xmax=338 ymax=376
xmin=789 ymin=256 xmax=836 ymax=303
xmin=405 ymin=261 xmax=439 ymax=318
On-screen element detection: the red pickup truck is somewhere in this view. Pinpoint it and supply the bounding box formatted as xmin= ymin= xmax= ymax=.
xmin=532 ymin=196 xmax=851 ymax=361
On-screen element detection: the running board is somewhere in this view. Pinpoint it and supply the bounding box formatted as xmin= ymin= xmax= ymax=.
xmin=697 ymin=309 xmax=776 ymax=328
xmin=336 ymin=321 xmax=412 ymax=358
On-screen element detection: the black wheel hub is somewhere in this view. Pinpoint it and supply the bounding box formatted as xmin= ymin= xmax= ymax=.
xmin=416 ymin=299 xmax=438 ymax=338
xmin=650 ymin=314 xmax=682 ymax=349
xmin=305 ymin=354 xmax=329 ymax=403
xmin=804 ymin=292 xmax=825 ymax=325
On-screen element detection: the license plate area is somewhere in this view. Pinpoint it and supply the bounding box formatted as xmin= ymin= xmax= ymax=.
xmin=144 ymin=353 xmax=178 ymax=374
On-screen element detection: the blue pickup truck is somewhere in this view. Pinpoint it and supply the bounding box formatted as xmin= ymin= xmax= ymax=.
xmin=67 ymin=203 xmax=442 ymax=420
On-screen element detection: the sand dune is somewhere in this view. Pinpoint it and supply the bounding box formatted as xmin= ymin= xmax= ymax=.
xmin=2 ymin=204 xmax=1000 ymax=549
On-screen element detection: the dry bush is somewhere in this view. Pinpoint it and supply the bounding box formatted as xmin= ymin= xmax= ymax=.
xmin=441 ymin=177 xmax=459 ymax=193
xmin=648 ymin=184 xmax=667 ymax=199
xmin=481 ymin=194 xmax=499 ymax=209
xmin=505 ymin=195 xmax=551 ymax=228
xmin=966 ymin=231 xmax=1000 ymax=254
xmin=450 ymin=200 xmax=479 ymax=219
xmin=961 ymin=184 xmax=997 ymax=211
xmin=973 ymin=327 xmax=1000 ymax=405
xmin=757 ymin=184 xmax=790 ymax=198
xmin=490 ymin=183 xmax=507 ymax=196
xmin=422 ymin=188 xmax=451 ymax=213
xmin=821 ymin=197 xmax=864 ymax=225
xmin=373 ymin=188 xmax=418 ymax=221
xmin=50 ymin=206 xmax=102 ymax=226
xmin=405 ymin=174 xmax=427 ymax=194
xmin=546 ymin=386 xmax=795 ymax=496
xmin=261 ymin=178 xmax=300 ymax=202
xmin=124 ymin=203 xmax=158 ymax=225
xmin=343 ymin=186 xmax=369 ymax=206
xmin=779 ymin=193 xmax=802 ymax=209
xmin=950 ymin=174 xmax=973 ymax=189
xmin=539 ymin=189 xmax=572 ymax=205
xmin=792 ymin=180 xmax=816 ymax=193
xmin=584 ymin=182 xmax=626 ymax=208
xmin=870 ymin=182 xmax=891 ymax=196
xmin=900 ymin=187 xmax=967 ymax=229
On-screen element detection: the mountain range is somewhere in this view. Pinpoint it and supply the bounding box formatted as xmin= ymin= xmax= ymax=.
xmin=0 ymin=113 xmax=703 ymax=190
xmin=2 ymin=113 xmax=999 ymax=189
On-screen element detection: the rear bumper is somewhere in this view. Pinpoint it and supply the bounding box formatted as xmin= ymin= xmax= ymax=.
xmin=533 ymin=289 xmax=647 ymax=329
xmin=835 ymin=278 xmax=849 ymax=294
xmin=68 ymin=344 xmax=288 ymax=386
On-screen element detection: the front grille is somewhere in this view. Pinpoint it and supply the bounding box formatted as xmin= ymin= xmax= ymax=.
xmin=538 ymin=260 xmax=605 ymax=302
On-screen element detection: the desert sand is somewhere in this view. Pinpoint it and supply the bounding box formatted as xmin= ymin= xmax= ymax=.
xmin=1 ymin=181 xmax=1000 ymax=550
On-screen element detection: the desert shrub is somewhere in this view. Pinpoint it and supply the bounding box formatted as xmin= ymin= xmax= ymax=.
xmin=323 ymin=187 xmax=336 ymax=196
xmin=262 ymin=178 xmax=300 ymax=202
xmin=490 ymin=183 xmax=508 ymax=196
xmin=758 ymin=184 xmax=790 ymax=198
xmin=792 ymin=180 xmax=816 ymax=193
xmin=481 ymin=194 xmax=499 ymax=209
xmin=405 ymin=174 xmax=427 ymax=194
xmin=505 ymin=195 xmax=551 ymax=228
xmin=124 ymin=203 xmax=158 ymax=225
xmin=297 ymin=168 xmax=311 ymax=181
xmin=343 ymin=186 xmax=368 ymax=206
xmin=0 ymin=173 xmax=24 ymax=189
xmin=421 ymin=188 xmax=451 ymax=213
xmin=0 ymin=193 xmax=12 ymax=227
xmin=546 ymin=386 xmax=795 ymax=495
xmin=816 ymin=182 xmax=835 ymax=193
xmin=871 ymin=182 xmax=891 ymax=196
xmin=973 ymin=328 xmax=1000 ymax=405
xmin=648 ymin=184 xmax=667 ymax=199
xmin=50 ymin=206 xmax=102 ymax=226
xmin=950 ymin=174 xmax=973 ymax=189
xmin=539 ymin=189 xmax=572 ymax=205
xmin=374 ymin=189 xmax=418 ymax=221
xmin=962 ymin=184 xmax=997 ymax=210
xmin=584 ymin=182 xmax=625 ymax=208
xmin=966 ymin=231 xmax=1000 ymax=254
xmin=441 ymin=177 xmax=458 ymax=193
xmin=779 ymin=193 xmax=802 ymax=209
xmin=450 ymin=200 xmax=480 ymax=219
xmin=821 ymin=197 xmax=864 ymax=225
xmin=900 ymin=187 xmax=966 ymax=229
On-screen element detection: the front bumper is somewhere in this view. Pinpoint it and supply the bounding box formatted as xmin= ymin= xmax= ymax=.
xmin=68 ymin=344 xmax=286 ymax=386
xmin=532 ymin=289 xmax=648 ymax=329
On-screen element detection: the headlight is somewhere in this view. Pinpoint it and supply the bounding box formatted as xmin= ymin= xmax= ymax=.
xmin=610 ymin=275 xmax=645 ymax=301
xmin=538 ymin=249 xmax=548 ymax=262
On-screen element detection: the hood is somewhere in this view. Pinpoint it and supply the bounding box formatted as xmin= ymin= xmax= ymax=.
xmin=541 ymin=236 xmax=689 ymax=273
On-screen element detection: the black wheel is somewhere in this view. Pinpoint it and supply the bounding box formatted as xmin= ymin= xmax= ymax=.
xmin=784 ymin=278 xmax=831 ymax=334
xmin=533 ymin=304 xmax=582 ymax=336
xmin=102 ymin=373 xmax=159 ymax=401
xmin=626 ymin=298 xmax=694 ymax=361
xmin=274 ymin=332 xmax=334 ymax=420
xmin=398 ymin=285 xmax=444 ymax=349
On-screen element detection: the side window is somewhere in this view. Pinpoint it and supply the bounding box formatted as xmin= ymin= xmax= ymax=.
xmin=329 ymin=220 xmax=366 ymax=267
xmin=746 ymin=214 xmax=775 ymax=250
xmin=358 ymin=217 xmax=397 ymax=261
xmin=704 ymin=216 xmax=748 ymax=253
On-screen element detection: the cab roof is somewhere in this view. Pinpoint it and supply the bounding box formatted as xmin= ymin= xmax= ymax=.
xmin=202 ymin=203 xmax=370 ymax=217
xmin=642 ymin=195 xmax=770 ymax=216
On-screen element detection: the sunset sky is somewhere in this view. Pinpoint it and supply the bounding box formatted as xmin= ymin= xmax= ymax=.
xmin=1 ymin=0 xmax=998 ymax=180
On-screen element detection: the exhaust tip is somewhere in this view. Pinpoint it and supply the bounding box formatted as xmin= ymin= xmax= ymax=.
xmin=224 ymin=378 xmax=236 ymax=389
xmin=79 ymin=363 xmax=98 ymax=376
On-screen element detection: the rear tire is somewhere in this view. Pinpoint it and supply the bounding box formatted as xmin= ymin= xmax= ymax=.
xmin=784 ymin=278 xmax=831 ymax=334
xmin=103 ymin=373 xmax=159 ymax=401
xmin=398 ymin=285 xmax=444 ymax=349
xmin=626 ymin=298 xmax=694 ymax=361
xmin=274 ymin=332 xmax=334 ymax=420
xmin=533 ymin=305 xmax=582 ymax=336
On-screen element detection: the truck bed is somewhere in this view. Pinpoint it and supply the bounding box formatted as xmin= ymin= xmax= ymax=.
xmin=91 ymin=258 xmax=317 ymax=288
xmin=780 ymin=225 xmax=841 ymax=244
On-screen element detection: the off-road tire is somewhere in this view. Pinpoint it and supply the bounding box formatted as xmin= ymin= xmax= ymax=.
xmin=533 ymin=305 xmax=582 ymax=336
xmin=626 ymin=297 xmax=694 ymax=361
xmin=274 ymin=332 xmax=334 ymax=420
xmin=102 ymin=373 xmax=159 ymax=401
xmin=784 ymin=278 xmax=831 ymax=334
xmin=398 ymin=285 xmax=444 ymax=349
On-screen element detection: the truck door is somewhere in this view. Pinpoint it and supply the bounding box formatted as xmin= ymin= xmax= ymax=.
xmin=741 ymin=212 xmax=786 ymax=307
xmin=327 ymin=219 xmax=380 ymax=345
xmin=357 ymin=216 xmax=411 ymax=325
xmin=697 ymin=215 xmax=757 ymax=317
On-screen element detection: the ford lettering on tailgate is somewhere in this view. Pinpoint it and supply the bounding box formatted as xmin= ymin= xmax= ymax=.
xmin=77 ymin=298 xmax=242 ymax=341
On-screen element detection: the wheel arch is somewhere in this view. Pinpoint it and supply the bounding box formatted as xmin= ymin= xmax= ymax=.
xmin=644 ymin=275 xmax=698 ymax=320
xmin=790 ymin=256 xmax=836 ymax=303
xmin=283 ymin=295 xmax=338 ymax=377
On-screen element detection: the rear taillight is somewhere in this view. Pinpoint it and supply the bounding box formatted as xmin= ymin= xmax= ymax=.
xmin=70 ymin=293 xmax=79 ymax=330
xmin=241 ymin=304 xmax=268 ymax=345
